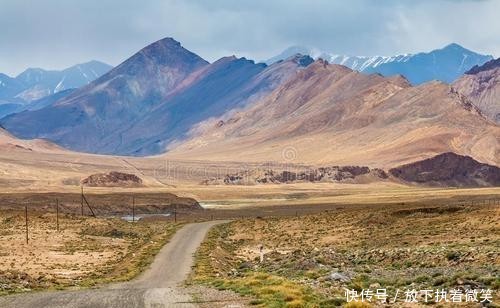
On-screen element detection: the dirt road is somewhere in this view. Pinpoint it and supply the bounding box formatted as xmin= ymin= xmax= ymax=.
xmin=0 ymin=221 xmax=227 ymax=308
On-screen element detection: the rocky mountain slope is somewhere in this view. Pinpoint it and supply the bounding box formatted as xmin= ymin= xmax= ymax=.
xmin=133 ymin=54 xmax=313 ymax=155
xmin=389 ymin=152 xmax=500 ymax=187
xmin=453 ymin=58 xmax=500 ymax=123
xmin=267 ymin=43 xmax=492 ymax=85
xmin=1 ymin=39 xmax=312 ymax=155
xmin=167 ymin=59 xmax=500 ymax=168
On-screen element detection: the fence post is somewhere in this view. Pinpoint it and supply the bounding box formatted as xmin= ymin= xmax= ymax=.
xmin=25 ymin=204 xmax=28 ymax=244
xmin=56 ymin=198 xmax=59 ymax=232
xmin=81 ymin=186 xmax=84 ymax=216
xmin=132 ymin=196 xmax=135 ymax=222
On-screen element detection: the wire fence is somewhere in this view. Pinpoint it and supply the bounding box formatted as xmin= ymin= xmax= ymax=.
xmin=3 ymin=194 xmax=499 ymax=245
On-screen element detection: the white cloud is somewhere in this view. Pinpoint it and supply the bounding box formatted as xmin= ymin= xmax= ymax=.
xmin=0 ymin=0 xmax=498 ymax=76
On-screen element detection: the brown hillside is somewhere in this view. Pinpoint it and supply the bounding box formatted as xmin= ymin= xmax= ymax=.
xmin=166 ymin=60 xmax=500 ymax=168
xmin=389 ymin=152 xmax=500 ymax=187
xmin=0 ymin=127 xmax=67 ymax=153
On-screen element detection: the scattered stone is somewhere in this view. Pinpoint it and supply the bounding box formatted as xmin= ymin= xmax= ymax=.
xmin=329 ymin=272 xmax=351 ymax=283
xmin=81 ymin=171 xmax=143 ymax=187
xmin=202 ymin=165 xmax=389 ymax=185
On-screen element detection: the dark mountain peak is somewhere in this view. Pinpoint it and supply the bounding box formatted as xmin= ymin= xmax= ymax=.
xmin=284 ymin=54 xmax=314 ymax=67
xmin=143 ymin=37 xmax=181 ymax=50
xmin=214 ymin=55 xmax=238 ymax=63
xmin=111 ymin=37 xmax=208 ymax=77
xmin=130 ymin=37 xmax=208 ymax=68
xmin=138 ymin=37 xmax=183 ymax=57
xmin=265 ymin=45 xmax=312 ymax=65
xmin=466 ymin=58 xmax=500 ymax=75
xmin=209 ymin=56 xmax=268 ymax=73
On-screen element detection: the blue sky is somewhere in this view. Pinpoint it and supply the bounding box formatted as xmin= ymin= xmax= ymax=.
xmin=0 ymin=0 xmax=498 ymax=75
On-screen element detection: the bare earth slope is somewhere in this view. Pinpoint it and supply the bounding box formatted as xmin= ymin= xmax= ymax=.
xmin=167 ymin=60 xmax=500 ymax=168
xmin=453 ymin=57 xmax=500 ymax=123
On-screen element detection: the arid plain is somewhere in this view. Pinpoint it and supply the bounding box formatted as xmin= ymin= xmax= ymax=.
xmin=1 ymin=141 xmax=498 ymax=306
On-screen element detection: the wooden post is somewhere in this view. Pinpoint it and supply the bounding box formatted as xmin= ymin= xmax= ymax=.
xmin=132 ymin=196 xmax=135 ymax=223
xmin=56 ymin=198 xmax=59 ymax=232
xmin=81 ymin=186 xmax=84 ymax=216
xmin=174 ymin=207 xmax=177 ymax=223
xmin=25 ymin=204 xmax=28 ymax=244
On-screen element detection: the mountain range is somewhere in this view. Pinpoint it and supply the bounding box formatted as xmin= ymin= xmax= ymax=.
xmin=1 ymin=38 xmax=313 ymax=155
xmin=266 ymin=43 xmax=493 ymax=85
xmin=167 ymin=59 xmax=499 ymax=167
xmin=0 ymin=37 xmax=498 ymax=170
xmin=0 ymin=60 xmax=112 ymax=118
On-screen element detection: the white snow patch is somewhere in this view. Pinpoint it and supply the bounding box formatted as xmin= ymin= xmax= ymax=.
xmin=54 ymin=76 xmax=66 ymax=93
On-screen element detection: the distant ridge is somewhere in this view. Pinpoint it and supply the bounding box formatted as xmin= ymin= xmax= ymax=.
xmin=466 ymin=57 xmax=500 ymax=75
xmin=266 ymin=43 xmax=493 ymax=85
xmin=0 ymin=60 xmax=112 ymax=119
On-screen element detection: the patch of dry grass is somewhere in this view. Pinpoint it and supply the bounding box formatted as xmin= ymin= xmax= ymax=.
xmin=0 ymin=210 xmax=180 ymax=295
xmin=193 ymin=203 xmax=499 ymax=307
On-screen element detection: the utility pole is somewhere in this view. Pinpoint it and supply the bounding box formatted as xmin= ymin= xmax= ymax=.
xmin=25 ymin=204 xmax=28 ymax=244
xmin=81 ymin=186 xmax=84 ymax=216
xmin=56 ymin=198 xmax=59 ymax=232
xmin=132 ymin=196 xmax=135 ymax=222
